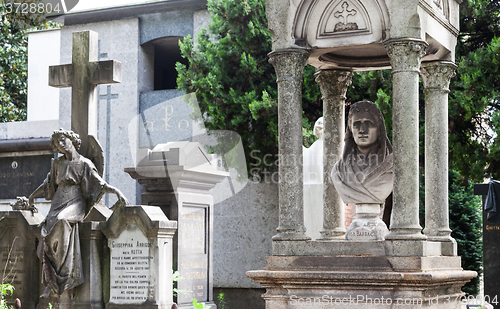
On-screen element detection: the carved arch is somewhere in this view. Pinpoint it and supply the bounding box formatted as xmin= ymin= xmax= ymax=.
xmin=294 ymin=0 xmax=389 ymax=49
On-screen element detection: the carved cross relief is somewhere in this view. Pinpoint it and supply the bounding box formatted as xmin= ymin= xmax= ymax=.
xmin=333 ymin=1 xmax=359 ymax=31
xmin=334 ymin=2 xmax=357 ymax=25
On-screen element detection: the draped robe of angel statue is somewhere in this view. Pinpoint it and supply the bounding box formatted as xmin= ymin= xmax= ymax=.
xmin=29 ymin=129 xmax=128 ymax=297
xmin=331 ymin=101 xmax=393 ymax=204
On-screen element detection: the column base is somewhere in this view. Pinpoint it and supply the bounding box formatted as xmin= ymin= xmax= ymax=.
xmin=317 ymin=228 xmax=346 ymax=241
xmin=385 ymin=228 xmax=427 ymax=241
xmin=425 ymin=235 xmax=457 ymax=256
xmin=385 ymin=240 xmax=444 ymax=256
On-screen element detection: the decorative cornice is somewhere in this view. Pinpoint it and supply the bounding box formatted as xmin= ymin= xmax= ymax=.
xmin=384 ymin=39 xmax=428 ymax=74
xmin=421 ymin=61 xmax=457 ymax=92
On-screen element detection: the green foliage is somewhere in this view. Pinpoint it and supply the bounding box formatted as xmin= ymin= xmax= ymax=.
xmin=192 ymin=298 xmax=210 ymax=309
xmin=176 ymin=0 xmax=321 ymax=176
xmin=215 ymin=293 xmax=227 ymax=309
xmin=0 ymin=284 xmax=14 ymax=309
xmin=448 ymin=170 xmax=482 ymax=295
xmin=0 ymin=1 xmax=59 ymax=122
xmin=449 ymin=35 xmax=500 ymax=182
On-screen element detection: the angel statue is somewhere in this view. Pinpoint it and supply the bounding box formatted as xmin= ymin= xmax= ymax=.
xmin=28 ymin=129 xmax=128 ymax=298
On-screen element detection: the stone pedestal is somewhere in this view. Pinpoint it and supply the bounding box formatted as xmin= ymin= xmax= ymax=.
xmin=125 ymin=142 xmax=228 ymax=309
xmin=346 ymin=204 xmax=389 ymax=241
xmin=101 ymin=205 xmax=177 ymax=309
xmin=247 ymin=255 xmax=476 ymax=309
xmin=0 ymin=210 xmax=43 ymax=309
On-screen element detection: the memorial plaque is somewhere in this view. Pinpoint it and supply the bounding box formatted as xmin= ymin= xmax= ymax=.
xmin=109 ymin=224 xmax=155 ymax=305
xmin=104 ymin=205 xmax=177 ymax=309
xmin=177 ymin=204 xmax=209 ymax=304
xmin=484 ymin=216 xmax=500 ymax=304
xmin=0 ymin=155 xmax=52 ymax=199
xmin=474 ymin=183 xmax=500 ymax=304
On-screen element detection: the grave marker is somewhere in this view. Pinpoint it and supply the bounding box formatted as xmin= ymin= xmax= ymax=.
xmin=102 ymin=205 xmax=177 ymax=309
xmin=49 ymin=30 xmax=121 ymax=156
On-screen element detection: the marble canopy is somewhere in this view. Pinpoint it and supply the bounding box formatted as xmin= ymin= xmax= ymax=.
xmin=268 ymin=0 xmax=459 ymax=70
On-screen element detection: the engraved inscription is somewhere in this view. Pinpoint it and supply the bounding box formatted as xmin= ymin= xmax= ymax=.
xmin=178 ymin=206 xmax=209 ymax=304
xmin=109 ymin=225 xmax=155 ymax=305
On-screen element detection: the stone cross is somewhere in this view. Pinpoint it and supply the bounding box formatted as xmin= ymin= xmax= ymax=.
xmin=49 ymin=30 xmax=121 ymax=156
xmin=334 ymin=2 xmax=357 ymax=25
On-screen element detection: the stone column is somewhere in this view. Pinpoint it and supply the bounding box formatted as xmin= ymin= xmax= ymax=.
xmin=421 ymin=61 xmax=457 ymax=246
xmin=384 ymin=39 xmax=428 ymax=240
xmin=314 ymin=70 xmax=352 ymax=240
xmin=269 ymin=49 xmax=311 ymax=241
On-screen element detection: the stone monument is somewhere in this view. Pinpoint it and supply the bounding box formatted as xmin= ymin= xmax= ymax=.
xmin=303 ymin=117 xmax=324 ymax=239
xmin=101 ymin=205 xmax=177 ymax=309
xmin=247 ymin=0 xmax=476 ymax=307
xmin=332 ymin=100 xmax=393 ymax=240
xmin=125 ymin=142 xmax=228 ymax=309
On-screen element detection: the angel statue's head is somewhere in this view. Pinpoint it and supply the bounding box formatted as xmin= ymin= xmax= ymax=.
xmin=50 ymin=129 xmax=81 ymax=153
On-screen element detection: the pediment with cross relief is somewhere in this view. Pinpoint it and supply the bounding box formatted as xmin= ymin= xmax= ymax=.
xmin=294 ymin=0 xmax=389 ymax=49
xmin=319 ymin=0 xmax=370 ymax=37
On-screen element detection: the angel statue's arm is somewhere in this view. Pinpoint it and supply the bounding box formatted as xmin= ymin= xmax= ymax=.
xmin=28 ymin=181 xmax=46 ymax=206
xmin=101 ymin=184 xmax=129 ymax=209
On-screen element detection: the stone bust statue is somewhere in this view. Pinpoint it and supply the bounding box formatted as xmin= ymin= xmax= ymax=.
xmin=331 ymin=100 xmax=393 ymax=204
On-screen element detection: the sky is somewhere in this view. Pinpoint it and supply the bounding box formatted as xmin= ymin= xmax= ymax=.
xmin=71 ymin=0 xmax=160 ymax=12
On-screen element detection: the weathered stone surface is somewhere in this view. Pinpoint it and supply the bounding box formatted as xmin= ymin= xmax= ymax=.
xmin=247 ymin=255 xmax=476 ymax=309
xmin=0 ymin=211 xmax=43 ymax=309
xmin=49 ymin=30 xmax=122 ymax=157
xmin=384 ymin=39 xmax=428 ymax=240
xmin=314 ymin=70 xmax=352 ymax=240
xmin=421 ymin=61 xmax=457 ymax=246
xmin=268 ymin=49 xmax=310 ymax=242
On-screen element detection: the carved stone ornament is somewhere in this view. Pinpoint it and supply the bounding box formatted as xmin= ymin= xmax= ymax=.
xmin=314 ymin=70 xmax=353 ymax=100
xmin=319 ymin=0 xmax=370 ymax=37
xmin=268 ymin=49 xmax=310 ymax=84
xmin=384 ymin=39 xmax=428 ymax=73
xmin=421 ymin=61 xmax=457 ymax=92
xmin=333 ymin=2 xmax=359 ymax=32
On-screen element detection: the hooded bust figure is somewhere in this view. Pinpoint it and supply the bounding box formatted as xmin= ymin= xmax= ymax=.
xmin=331 ymin=100 xmax=393 ymax=204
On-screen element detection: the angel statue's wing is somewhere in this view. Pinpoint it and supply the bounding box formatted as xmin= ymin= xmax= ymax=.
xmin=87 ymin=135 xmax=105 ymax=177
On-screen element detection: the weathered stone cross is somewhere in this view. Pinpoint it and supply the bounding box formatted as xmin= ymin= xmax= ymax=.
xmin=334 ymin=1 xmax=357 ymax=25
xmin=49 ymin=30 xmax=121 ymax=156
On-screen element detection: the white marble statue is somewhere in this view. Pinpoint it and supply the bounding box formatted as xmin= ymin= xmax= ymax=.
xmin=303 ymin=117 xmax=324 ymax=239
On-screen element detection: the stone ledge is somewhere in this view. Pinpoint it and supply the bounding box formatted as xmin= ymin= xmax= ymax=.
xmin=272 ymin=239 xmax=457 ymax=257
xmin=272 ymin=240 xmax=386 ymax=256
xmin=264 ymin=255 xmax=463 ymax=272
xmin=246 ymin=266 xmax=477 ymax=309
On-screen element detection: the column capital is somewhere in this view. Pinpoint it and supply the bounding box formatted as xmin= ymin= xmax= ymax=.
xmin=268 ymin=49 xmax=310 ymax=83
xmin=314 ymin=70 xmax=353 ymax=100
xmin=384 ymin=39 xmax=428 ymax=74
xmin=421 ymin=61 xmax=457 ymax=92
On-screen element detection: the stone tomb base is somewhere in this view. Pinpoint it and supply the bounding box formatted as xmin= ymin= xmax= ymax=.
xmin=247 ymin=242 xmax=476 ymax=309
